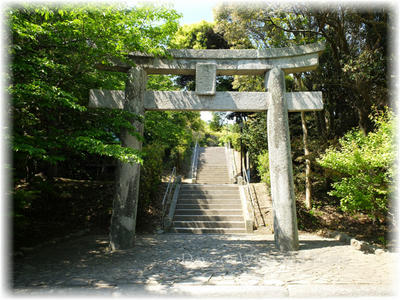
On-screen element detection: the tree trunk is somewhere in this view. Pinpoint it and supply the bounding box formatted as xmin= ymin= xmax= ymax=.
xmin=301 ymin=111 xmax=312 ymax=209
xmin=295 ymin=74 xmax=312 ymax=209
xmin=314 ymin=110 xmax=327 ymax=142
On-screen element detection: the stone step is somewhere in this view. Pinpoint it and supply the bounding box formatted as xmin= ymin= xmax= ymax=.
xmin=180 ymin=190 xmax=239 ymax=195
xmin=173 ymin=215 xmax=244 ymax=222
xmin=178 ymin=199 xmax=241 ymax=205
xmin=198 ymin=159 xmax=226 ymax=161
xmin=170 ymin=227 xmax=247 ymax=234
xmin=198 ymin=158 xmax=226 ymax=161
xmin=197 ymin=173 xmax=229 ymax=176
xmin=176 ymin=203 xmax=242 ymax=209
xmin=173 ymin=220 xmax=245 ymax=229
xmin=197 ymin=166 xmax=227 ymax=168
xmin=180 ymin=189 xmax=237 ymax=192
xmin=197 ymin=173 xmax=228 ymax=176
xmin=174 ymin=209 xmax=243 ymax=216
xmin=197 ymin=168 xmax=228 ymax=171
xmin=196 ymin=180 xmax=231 ymax=184
xmin=170 ymin=146 xmax=244 ymax=235
xmin=178 ymin=194 xmax=239 ymax=200
xmin=197 ymin=171 xmax=228 ymax=174
xmin=199 ymin=151 xmax=225 ymax=154
xmin=197 ymin=163 xmax=227 ymax=165
xmin=196 ymin=174 xmax=229 ymax=181
xmin=196 ymin=173 xmax=229 ymax=175
xmin=180 ymin=185 xmax=238 ymax=191
xmin=197 ymin=169 xmax=228 ymax=176
xmin=197 ymin=166 xmax=227 ymax=170
xmin=197 ymin=169 xmax=228 ymax=171
xmin=196 ymin=174 xmax=229 ymax=177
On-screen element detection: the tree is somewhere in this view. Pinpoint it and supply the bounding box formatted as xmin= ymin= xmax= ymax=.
xmin=213 ymin=3 xmax=389 ymax=137
xmin=209 ymin=112 xmax=223 ymax=131
xmin=213 ymin=3 xmax=390 ymax=212
xmin=9 ymin=4 xmax=181 ymax=181
xmin=317 ymin=108 xmax=395 ymax=223
xmin=171 ymin=21 xmax=232 ymax=91
xmin=171 ymin=20 xmax=228 ymax=50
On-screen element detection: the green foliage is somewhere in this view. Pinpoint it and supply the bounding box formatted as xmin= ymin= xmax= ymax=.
xmin=241 ymin=113 xmax=268 ymax=163
xmin=214 ymin=3 xmax=388 ymax=137
xmin=218 ymin=124 xmax=241 ymax=150
xmin=139 ymin=142 xmax=166 ymax=208
xmin=209 ymin=112 xmax=223 ymax=132
xmin=256 ymin=151 xmax=270 ymax=187
xmin=171 ymin=20 xmax=228 ymax=49
xmin=144 ymin=111 xmax=202 ymax=166
xmin=171 ymin=21 xmax=233 ymax=95
xmin=10 ymin=4 xmax=180 ymax=179
xmin=139 ymin=74 xmax=205 ymax=218
xmin=317 ymin=108 xmax=395 ymax=221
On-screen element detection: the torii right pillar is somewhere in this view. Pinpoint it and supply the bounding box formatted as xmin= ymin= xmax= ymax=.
xmin=266 ymin=67 xmax=299 ymax=251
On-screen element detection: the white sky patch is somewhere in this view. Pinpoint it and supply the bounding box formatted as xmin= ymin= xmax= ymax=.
xmin=201 ymin=111 xmax=213 ymax=122
xmin=172 ymin=0 xmax=215 ymax=24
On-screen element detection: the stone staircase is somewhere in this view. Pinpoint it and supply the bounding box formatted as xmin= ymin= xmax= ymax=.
xmin=196 ymin=147 xmax=230 ymax=184
xmin=171 ymin=147 xmax=247 ymax=233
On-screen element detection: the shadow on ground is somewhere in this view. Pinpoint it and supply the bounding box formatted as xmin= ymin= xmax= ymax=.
xmin=12 ymin=233 xmax=348 ymax=293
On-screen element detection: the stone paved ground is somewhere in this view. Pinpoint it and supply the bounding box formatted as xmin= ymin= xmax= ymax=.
xmin=11 ymin=233 xmax=397 ymax=297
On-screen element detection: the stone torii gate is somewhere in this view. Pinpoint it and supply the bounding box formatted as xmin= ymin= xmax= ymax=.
xmin=89 ymin=42 xmax=325 ymax=251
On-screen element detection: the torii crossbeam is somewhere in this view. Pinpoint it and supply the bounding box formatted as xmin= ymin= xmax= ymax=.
xmin=90 ymin=42 xmax=325 ymax=251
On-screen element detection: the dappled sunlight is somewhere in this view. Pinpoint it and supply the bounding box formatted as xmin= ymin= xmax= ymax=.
xmin=13 ymin=232 xmax=394 ymax=294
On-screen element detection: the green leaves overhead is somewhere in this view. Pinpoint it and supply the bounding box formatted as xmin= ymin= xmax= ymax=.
xmin=10 ymin=3 xmax=180 ymax=173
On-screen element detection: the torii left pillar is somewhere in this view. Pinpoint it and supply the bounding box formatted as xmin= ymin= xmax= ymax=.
xmin=109 ymin=67 xmax=146 ymax=250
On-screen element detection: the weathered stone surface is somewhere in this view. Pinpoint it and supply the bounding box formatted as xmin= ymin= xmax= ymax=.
xmin=129 ymin=53 xmax=320 ymax=76
xmin=109 ymin=66 xmax=146 ymax=251
xmin=285 ymin=92 xmax=323 ymax=112
xmin=238 ymin=185 xmax=254 ymax=233
xmin=90 ymin=90 xmax=323 ymax=112
xmin=195 ymin=63 xmax=216 ymax=95
xmin=146 ymin=91 xmax=324 ymax=112
xmin=89 ymin=89 xmax=124 ymax=109
xmin=125 ymin=42 xmax=325 ymax=75
xmin=266 ymin=67 xmax=299 ymax=251
xmin=146 ymin=91 xmax=268 ymax=111
xmin=165 ymin=42 xmax=325 ymax=59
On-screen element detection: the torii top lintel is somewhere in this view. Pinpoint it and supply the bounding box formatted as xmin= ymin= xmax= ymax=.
xmin=126 ymin=42 xmax=325 ymax=76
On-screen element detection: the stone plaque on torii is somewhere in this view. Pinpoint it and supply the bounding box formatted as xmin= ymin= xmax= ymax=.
xmin=89 ymin=42 xmax=325 ymax=251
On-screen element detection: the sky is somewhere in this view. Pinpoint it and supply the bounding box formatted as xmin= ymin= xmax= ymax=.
xmin=172 ymin=0 xmax=216 ymax=24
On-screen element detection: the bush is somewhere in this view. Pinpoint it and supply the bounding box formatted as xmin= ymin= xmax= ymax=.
xmin=138 ymin=142 xmax=165 ymax=214
xmin=257 ymin=151 xmax=270 ymax=187
xmin=317 ymin=108 xmax=395 ymax=222
xmin=218 ymin=124 xmax=241 ymax=150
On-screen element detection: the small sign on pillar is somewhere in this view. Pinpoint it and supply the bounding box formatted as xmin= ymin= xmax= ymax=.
xmin=195 ymin=63 xmax=216 ymax=95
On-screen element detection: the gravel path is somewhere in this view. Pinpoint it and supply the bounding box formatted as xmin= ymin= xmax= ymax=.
xmin=12 ymin=233 xmax=396 ymax=297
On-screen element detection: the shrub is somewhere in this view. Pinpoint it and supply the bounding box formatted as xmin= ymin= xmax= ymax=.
xmin=138 ymin=142 xmax=165 ymax=213
xmin=257 ymin=151 xmax=270 ymax=187
xmin=317 ymin=108 xmax=395 ymax=222
xmin=218 ymin=125 xmax=242 ymax=150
